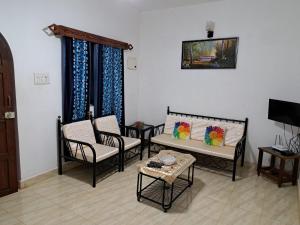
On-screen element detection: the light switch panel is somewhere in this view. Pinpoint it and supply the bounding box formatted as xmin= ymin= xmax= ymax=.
xmin=34 ymin=73 xmax=50 ymax=85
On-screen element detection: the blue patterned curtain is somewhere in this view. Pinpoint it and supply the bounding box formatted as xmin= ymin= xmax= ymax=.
xmin=93 ymin=45 xmax=124 ymax=126
xmin=62 ymin=37 xmax=90 ymax=123
xmin=62 ymin=38 xmax=124 ymax=126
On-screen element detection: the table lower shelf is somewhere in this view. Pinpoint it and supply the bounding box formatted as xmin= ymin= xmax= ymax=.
xmin=136 ymin=167 xmax=194 ymax=212
xmin=259 ymin=166 xmax=293 ymax=185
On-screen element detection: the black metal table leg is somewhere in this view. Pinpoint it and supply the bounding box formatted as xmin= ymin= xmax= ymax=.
xmin=137 ymin=163 xmax=195 ymax=212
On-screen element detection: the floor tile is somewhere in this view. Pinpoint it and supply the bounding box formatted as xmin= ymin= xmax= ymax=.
xmin=0 ymin=159 xmax=298 ymax=225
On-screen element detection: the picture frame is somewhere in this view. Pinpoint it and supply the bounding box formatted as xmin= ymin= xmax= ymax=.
xmin=181 ymin=37 xmax=239 ymax=69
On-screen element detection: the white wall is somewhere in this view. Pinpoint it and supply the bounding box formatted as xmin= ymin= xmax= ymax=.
xmin=0 ymin=0 xmax=140 ymax=181
xmin=138 ymin=0 xmax=300 ymax=163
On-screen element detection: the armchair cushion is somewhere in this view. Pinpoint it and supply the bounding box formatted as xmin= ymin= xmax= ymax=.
xmin=94 ymin=115 xmax=121 ymax=135
xmin=164 ymin=115 xmax=191 ymax=135
xmin=72 ymin=143 xmax=118 ymax=163
xmin=122 ymin=136 xmax=141 ymax=151
xmin=204 ymin=126 xmax=225 ymax=146
xmin=172 ymin=121 xmax=191 ymax=140
xmin=62 ymin=120 xmax=96 ymax=150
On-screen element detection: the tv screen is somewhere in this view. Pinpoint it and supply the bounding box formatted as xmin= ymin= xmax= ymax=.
xmin=268 ymin=99 xmax=300 ymax=127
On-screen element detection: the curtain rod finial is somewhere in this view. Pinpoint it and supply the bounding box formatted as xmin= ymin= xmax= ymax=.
xmin=48 ymin=24 xmax=57 ymax=33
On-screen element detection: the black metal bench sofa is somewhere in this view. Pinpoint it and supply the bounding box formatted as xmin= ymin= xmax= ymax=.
xmin=148 ymin=107 xmax=248 ymax=181
xmin=57 ymin=115 xmax=141 ymax=187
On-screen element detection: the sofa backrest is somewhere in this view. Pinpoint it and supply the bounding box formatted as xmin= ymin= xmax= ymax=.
xmin=164 ymin=107 xmax=248 ymax=147
xmin=191 ymin=118 xmax=244 ymax=147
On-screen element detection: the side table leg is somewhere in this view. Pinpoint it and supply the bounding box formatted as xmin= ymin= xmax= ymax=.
xmin=278 ymin=159 xmax=285 ymax=188
xmin=257 ymin=150 xmax=263 ymax=176
xmin=140 ymin=132 xmax=145 ymax=160
xmin=292 ymin=159 xmax=299 ymax=185
xmin=270 ymin=155 xmax=276 ymax=169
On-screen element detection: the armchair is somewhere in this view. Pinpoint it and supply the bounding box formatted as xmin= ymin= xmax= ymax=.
xmin=94 ymin=115 xmax=141 ymax=170
xmin=57 ymin=117 xmax=122 ymax=187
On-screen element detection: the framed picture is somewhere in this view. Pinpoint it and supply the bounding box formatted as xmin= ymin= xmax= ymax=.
xmin=181 ymin=37 xmax=239 ymax=69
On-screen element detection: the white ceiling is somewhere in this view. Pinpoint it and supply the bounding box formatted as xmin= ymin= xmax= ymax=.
xmin=121 ymin=0 xmax=221 ymax=12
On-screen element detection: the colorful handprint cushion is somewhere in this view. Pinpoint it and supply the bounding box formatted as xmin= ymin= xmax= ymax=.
xmin=204 ymin=126 xmax=225 ymax=146
xmin=172 ymin=121 xmax=191 ymax=140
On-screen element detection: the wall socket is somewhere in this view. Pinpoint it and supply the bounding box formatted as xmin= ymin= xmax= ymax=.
xmin=34 ymin=73 xmax=50 ymax=85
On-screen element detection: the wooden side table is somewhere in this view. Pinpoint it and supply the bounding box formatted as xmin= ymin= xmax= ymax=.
xmin=257 ymin=147 xmax=300 ymax=187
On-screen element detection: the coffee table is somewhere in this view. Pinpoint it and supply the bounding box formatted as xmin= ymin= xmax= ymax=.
xmin=136 ymin=150 xmax=196 ymax=212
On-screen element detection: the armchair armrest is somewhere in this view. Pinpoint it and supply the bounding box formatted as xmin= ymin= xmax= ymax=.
xmin=120 ymin=125 xmax=139 ymax=137
xmin=94 ymin=130 xmax=124 ymax=150
xmin=62 ymin=137 xmax=96 ymax=163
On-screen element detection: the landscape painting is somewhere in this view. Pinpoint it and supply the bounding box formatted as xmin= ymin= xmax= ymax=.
xmin=181 ymin=37 xmax=239 ymax=69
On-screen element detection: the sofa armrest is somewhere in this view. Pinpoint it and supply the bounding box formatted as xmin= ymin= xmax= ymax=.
xmin=62 ymin=137 xmax=97 ymax=163
xmin=154 ymin=123 xmax=165 ymax=135
xmin=234 ymin=136 xmax=246 ymax=160
xmin=148 ymin=123 xmax=165 ymax=143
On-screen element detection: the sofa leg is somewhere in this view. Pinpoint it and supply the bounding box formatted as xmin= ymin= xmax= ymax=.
xmin=92 ymin=163 xmax=96 ymax=188
xmin=232 ymin=160 xmax=237 ymax=182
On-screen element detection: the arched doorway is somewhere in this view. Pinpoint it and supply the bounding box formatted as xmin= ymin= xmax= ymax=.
xmin=0 ymin=33 xmax=18 ymax=197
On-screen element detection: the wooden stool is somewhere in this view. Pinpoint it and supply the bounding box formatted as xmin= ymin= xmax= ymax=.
xmin=257 ymin=147 xmax=300 ymax=187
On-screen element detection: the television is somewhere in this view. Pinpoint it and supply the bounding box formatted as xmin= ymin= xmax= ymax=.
xmin=268 ymin=99 xmax=300 ymax=127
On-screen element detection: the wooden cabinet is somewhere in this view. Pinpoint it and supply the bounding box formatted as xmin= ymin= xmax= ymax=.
xmin=257 ymin=147 xmax=300 ymax=187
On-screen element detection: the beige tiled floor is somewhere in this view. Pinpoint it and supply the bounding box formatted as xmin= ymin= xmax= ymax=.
xmin=0 ymin=160 xmax=299 ymax=225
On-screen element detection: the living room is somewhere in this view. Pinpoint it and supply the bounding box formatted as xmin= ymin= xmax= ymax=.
xmin=0 ymin=0 xmax=299 ymax=224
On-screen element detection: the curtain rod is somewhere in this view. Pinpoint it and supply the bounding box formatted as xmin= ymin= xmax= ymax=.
xmin=48 ymin=24 xmax=133 ymax=50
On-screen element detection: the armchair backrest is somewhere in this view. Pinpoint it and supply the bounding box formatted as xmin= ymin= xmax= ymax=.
xmin=62 ymin=120 xmax=96 ymax=149
xmin=94 ymin=115 xmax=121 ymax=135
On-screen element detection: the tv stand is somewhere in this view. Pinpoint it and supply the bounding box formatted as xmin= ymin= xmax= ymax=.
xmin=257 ymin=147 xmax=300 ymax=187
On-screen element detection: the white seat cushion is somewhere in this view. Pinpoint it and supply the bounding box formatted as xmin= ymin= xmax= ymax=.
xmin=94 ymin=115 xmax=121 ymax=135
xmin=62 ymin=120 xmax=96 ymax=150
xmin=72 ymin=143 xmax=119 ymax=163
xmin=122 ymin=136 xmax=141 ymax=151
xmin=151 ymin=134 xmax=235 ymax=160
